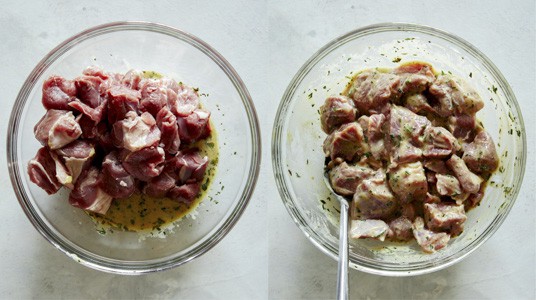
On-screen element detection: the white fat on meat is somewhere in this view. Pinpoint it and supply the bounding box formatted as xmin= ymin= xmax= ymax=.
xmin=34 ymin=110 xmax=82 ymax=150
xmin=115 ymin=111 xmax=161 ymax=152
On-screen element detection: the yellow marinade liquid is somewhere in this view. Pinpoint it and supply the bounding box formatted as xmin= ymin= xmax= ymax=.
xmin=89 ymin=130 xmax=218 ymax=232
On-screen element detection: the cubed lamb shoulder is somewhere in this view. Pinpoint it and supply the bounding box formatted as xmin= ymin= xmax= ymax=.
xmin=28 ymin=68 xmax=214 ymax=215
xmin=447 ymin=155 xmax=482 ymax=194
xmin=321 ymin=62 xmax=499 ymax=253
xmin=320 ymin=95 xmax=357 ymax=134
xmin=349 ymin=219 xmax=390 ymax=241
xmin=387 ymin=216 xmax=413 ymax=241
xmin=388 ymin=161 xmax=428 ymax=203
xmin=462 ymin=131 xmax=499 ymax=173
xmin=34 ymin=109 xmax=82 ymax=150
xmin=328 ymin=162 xmax=374 ymax=196
xmin=323 ymin=122 xmax=367 ymax=161
xmin=41 ymin=76 xmax=77 ymax=111
xmin=28 ymin=147 xmax=63 ymax=194
xmin=353 ymin=169 xmax=396 ymax=219
xmin=412 ymin=217 xmax=451 ymax=253
xmin=69 ymin=167 xmax=113 ymax=215
xmin=424 ymin=203 xmax=467 ymax=236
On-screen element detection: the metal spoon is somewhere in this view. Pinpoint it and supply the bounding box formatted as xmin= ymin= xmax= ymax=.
xmin=323 ymin=169 xmax=349 ymax=300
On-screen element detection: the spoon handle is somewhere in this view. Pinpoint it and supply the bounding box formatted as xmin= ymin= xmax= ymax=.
xmin=337 ymin=200 xmax=349 ymax=300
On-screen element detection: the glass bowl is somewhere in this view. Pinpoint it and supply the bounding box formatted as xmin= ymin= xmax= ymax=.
xmin=272 ymin=23 xmax=526 ymax=276
xmin=7 ymin=21 xmax=261 ymax=274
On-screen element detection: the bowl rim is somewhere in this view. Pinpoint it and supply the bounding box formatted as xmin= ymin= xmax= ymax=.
xmin=7 ymin=21 xmax=262 ymax=275
xmin=271 ymin=22 xmax=526 ymax=276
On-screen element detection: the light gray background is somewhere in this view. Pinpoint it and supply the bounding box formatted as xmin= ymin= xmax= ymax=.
xmin=1 ymin=0 xmax=534 ymax=299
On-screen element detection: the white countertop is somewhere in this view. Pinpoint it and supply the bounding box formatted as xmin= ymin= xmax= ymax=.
xmin=0 ymin=0 xmax=534 ymax=299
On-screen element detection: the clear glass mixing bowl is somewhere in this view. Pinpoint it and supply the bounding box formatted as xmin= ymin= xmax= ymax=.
xmin=7 ymin=21 xmax=261 ymax=274
xmin=272 ymin=23 xmax=526 ymax=276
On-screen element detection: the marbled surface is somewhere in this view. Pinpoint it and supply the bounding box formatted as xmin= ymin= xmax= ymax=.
xmin=0 ymin=0 xmax=534 ymax=299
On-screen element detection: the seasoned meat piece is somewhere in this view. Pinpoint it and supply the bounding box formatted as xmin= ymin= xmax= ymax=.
xmin=319 ymin=95 xmax=357 ymax=133
xmin=107 ymin=86 xmax=141 ymax=124
xmin=168 ymin=182 xmax=201 ymax=204
xmin=139 ymin=79 xmax=169 ymax=116
xmin=323 ymin=122 xmax=367 ymax=161
xmin=177 ymin=109 xmax=211 ymax=144
xmin=388 ymin=161 xmax=427 ymax=203
xmin=435 ymin=174 xmax=463 ymax=197
xmin=34 ymin=109 xmax=82 ymax=150
xmin=366 ymin=114 xmax=388 ymax=160
xmin=156 ymin=107 xmax=181 ymax=155
xmin=42 ymin=76 xmax=77 ymax=111
xmin=69 ymin=167 xmax=113 ymax=215
xmin=113 ymin=111 xmax=161 ymax=152
xmin=462 ymin=131 xmax=499 ymax=173
xmin=349 ymin=219 xmax=390 ymax=241
xmin=353 ymin=169 xmax=396 ymax=219
xmin=389 ymin=105 xmax=430 ymax=144
xmin=121 ymin=146 xmax=166 ymax=181
xmin=387 ymin=216 xmax=413 ymax=241
xmin=393 ymin=62 xmax=435 ymax=94
xmin=56 ymin=140 xmax=95 ymax=184
xmin=143 ymin=172 xmax=176 ymax=198
xmin=328 ymin=162 xmax=374 ymax=196
xmin=100 ymin=151 xmax=136 ymax=199
xmin=423 ymin=159 xmax=449 ymax=174
xmin=347 ymin=70 xmax=400 ymax=115
xmin=121 ymin=69 xmax=143 ymax=90
xmin=424 ymin=203 xmax=467 ymax=236
xmin=412 ymin=217 xmax=450 ymax=253
xmin=429 ymin=75 xmax=484 ymax=117
xmin=404 ymin=93 xmax=434 ymax=114
xmin=390 ymin=140 xmax=423 ymax=166
xmin=466 ymin=190 xmax=484 ymax=209
xmin=170 ymin=84 xmax=200 ymax=117
xmin=27 ymin=147 xmax=63 ymax=194
xmin=74 ymin=76 xmax=103 ymax=108
xmin=447 ymin=155 xmax=482 ymax=194
xmin=423 ymin=126 xmax=460 ymax=158
xmin=168 ymin=150 xmax=209 ymax=184
xmin=448 ymin=114 xmax=477 ymax=141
